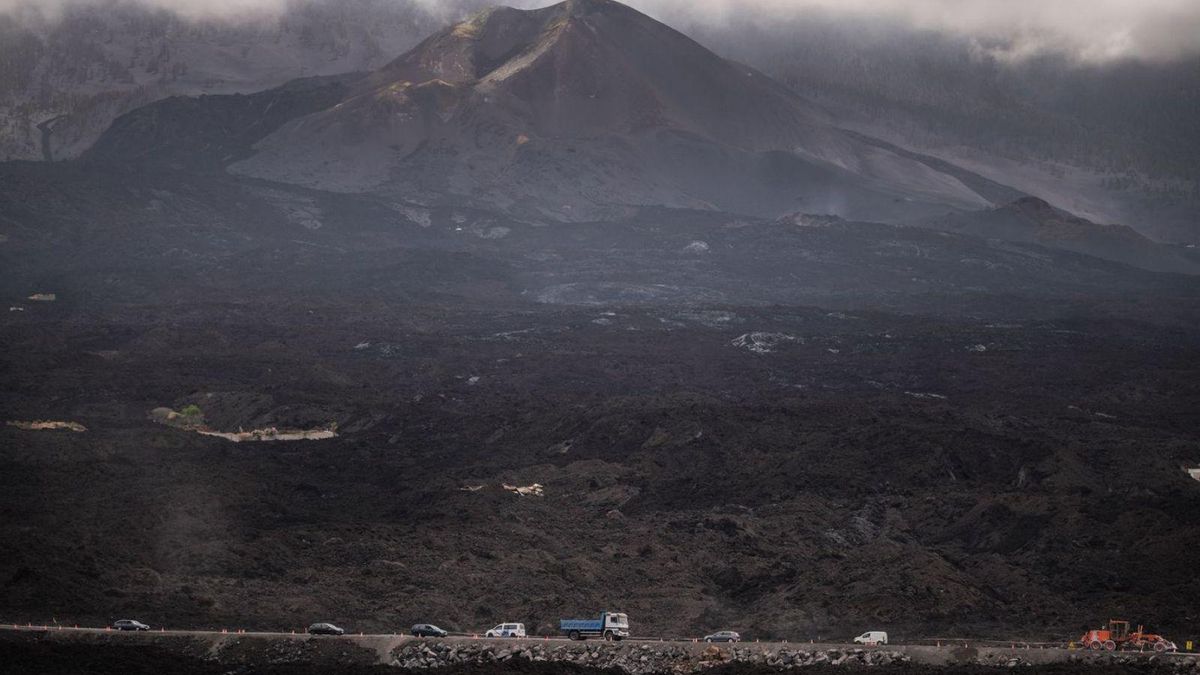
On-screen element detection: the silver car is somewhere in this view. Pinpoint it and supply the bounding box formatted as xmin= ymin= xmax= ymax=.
xmin=112 ymin=619 xmax=150 ymax=631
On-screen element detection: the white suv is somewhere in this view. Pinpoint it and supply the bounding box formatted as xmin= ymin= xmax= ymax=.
xmin=485 ymin=623 xmax=526 ymax=638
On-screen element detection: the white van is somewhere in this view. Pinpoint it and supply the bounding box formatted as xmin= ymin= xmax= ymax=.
xmin=485 ymin=623 xmax=526 ymax=638
xmin=854 ymin=631 xmax=888 ymax=645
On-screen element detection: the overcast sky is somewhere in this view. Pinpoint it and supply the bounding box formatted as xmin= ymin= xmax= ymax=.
xmin=633 ymin=0 xmax=1200 ymax=62
xmin=6 ymin=0 xmax=1200 ymax=62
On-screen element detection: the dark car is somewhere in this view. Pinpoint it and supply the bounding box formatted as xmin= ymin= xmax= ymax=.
xmin=112 ymin=619 xmax=150 ymax=631
xmin=411 ymin=624 xmax=449 ymax=638
xmin=704 ymin=631 xmax=741 ymax=643
xmin=308 ymin=622 xmax=345 ymax=636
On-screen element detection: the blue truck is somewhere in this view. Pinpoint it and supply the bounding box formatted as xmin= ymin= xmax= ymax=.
xmin=559 ymin=612 xmax=630 ymax=641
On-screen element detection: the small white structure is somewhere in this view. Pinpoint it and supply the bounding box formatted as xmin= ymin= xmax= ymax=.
xmin=503 ymin=483 xmax=544 ymax=497
xmin=7 ymin=420 xmax=86 ymax=432
xmin=1187 ymin=468 xmax=1200 ymax=482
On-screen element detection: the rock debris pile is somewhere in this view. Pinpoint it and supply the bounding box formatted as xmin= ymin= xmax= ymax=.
xmin=389 ymin=641 xmax=911 ymax=672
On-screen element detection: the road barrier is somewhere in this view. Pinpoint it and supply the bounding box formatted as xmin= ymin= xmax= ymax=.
xmin=1187 ymin=641 xmax=1193 ymax=651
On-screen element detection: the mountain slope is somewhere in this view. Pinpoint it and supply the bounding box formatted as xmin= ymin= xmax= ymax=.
xmin=214 ymin=0 xmax=999 ymax=222
xmin=0 ymin=0 xmax=475 ymax=162
xmin=687 ymin=15 xmax=1200 ymax=242
xmin=917 ymin=197 xmax=1200 ymax=275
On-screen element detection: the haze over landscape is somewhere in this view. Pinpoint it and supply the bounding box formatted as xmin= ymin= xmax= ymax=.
xmin=0 ymin=0 xmax=1198 ymax=673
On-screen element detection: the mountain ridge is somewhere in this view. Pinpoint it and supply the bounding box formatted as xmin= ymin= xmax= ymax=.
xmin=205 ymin=0 xmax=997 ymax=223
xmin=56 ymin=0 xmax=1198 ymax=273
xmin=916 ymin=196 xmax=1200 ymax=274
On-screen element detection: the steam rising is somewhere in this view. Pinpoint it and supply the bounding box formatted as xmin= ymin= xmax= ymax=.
xmin=3 ymin=0 xmax=1198 ymax=62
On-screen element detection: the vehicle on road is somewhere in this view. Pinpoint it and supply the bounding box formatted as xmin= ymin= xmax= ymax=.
xmin=853 ymin=631 xmax=888 ymax=645
xmin=560 ymin=612 xmax=629 ymax=641
xmin=704 ymin=631 xmax=741 ymax=643
xmin=308 ymin=622 xmax=345 ymax=636
xmin=411 ymin=624 xmax=448 ymax=638
xmin=1080 ymin=620 xmax=1176 ymax=652
xmin=484 ymin=623 xmax=526 ymax=638
xmin=112 ymin=619 xmax=150 ymax=631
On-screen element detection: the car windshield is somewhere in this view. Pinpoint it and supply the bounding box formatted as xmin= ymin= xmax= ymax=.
xmin=611 ymin=614 xmax=628 ymax=627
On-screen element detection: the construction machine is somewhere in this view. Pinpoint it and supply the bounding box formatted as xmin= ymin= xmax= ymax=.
xmin=1079 ymin=620 xmax=1177 ymax=652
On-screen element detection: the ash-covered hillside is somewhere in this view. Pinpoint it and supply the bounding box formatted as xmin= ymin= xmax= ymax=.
xmin=217 ymin=0 xmax=999 ymax=223
xmin=0 ymin=0 xmax=483 ymax=161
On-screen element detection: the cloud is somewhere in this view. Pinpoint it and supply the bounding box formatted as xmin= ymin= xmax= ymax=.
xmin=613 ymin=0 xmax=1200 ymax=62
xmin=0 ymin=0 xmax=288 ymax=21
xmin=4 ymin=0 xmax=1199 ymax=61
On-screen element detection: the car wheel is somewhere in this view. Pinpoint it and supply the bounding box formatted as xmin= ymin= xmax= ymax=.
xmin=604 ymin=630 xmax=614 ymax=642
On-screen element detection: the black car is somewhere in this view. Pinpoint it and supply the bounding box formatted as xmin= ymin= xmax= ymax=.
xmin=411 ymin=624 xmax=449 ymax=638
xmin=112 ymin=619 xmax=150 ymax=631
xmin=704 ymin=631 xmax=741 ymax=643
xmin=308 ymin=622 xmax=345 ymax=636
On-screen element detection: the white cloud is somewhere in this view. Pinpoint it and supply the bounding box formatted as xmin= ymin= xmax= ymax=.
xmin=618 ymin=0 xmax=1200 ymax=61
xmin=4 ymin=0 xmax=1199 ymax=61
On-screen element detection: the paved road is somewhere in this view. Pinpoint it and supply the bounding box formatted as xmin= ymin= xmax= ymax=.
xmin=0 ymin=623 xmax=1066 ymax=650
xmin=0 ymin=624 xmax=743 ymax=645
xmin=2 ymin=623 xmax=1195 ymax=658
xmin=4 ymin=623 xmax=1197 ymax=668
